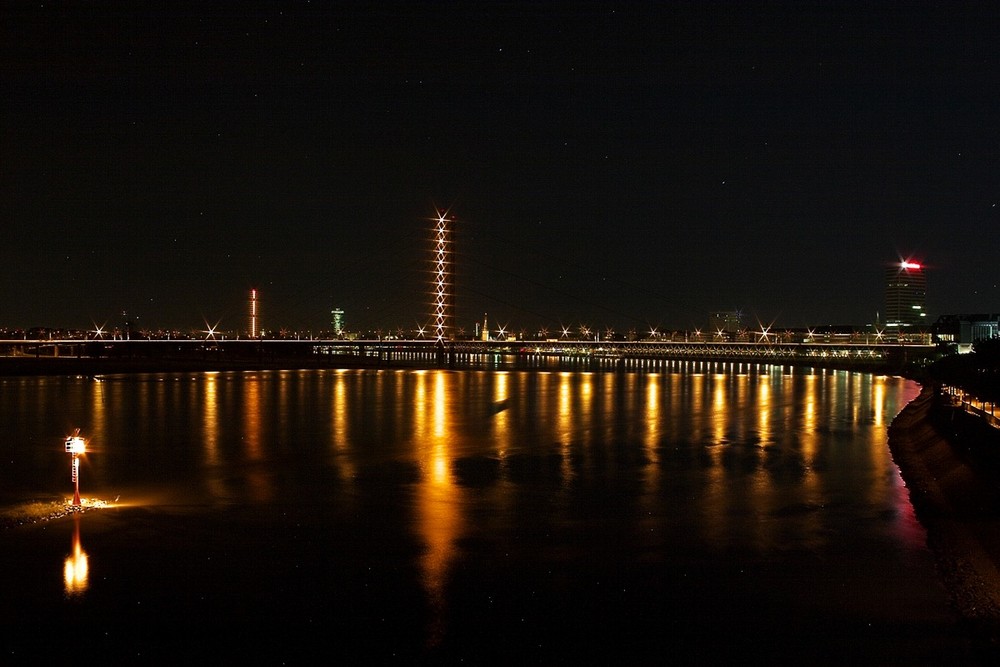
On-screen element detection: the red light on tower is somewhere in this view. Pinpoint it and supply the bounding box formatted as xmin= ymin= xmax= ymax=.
xmin=901 ymin=261 xmax=921 ymax=270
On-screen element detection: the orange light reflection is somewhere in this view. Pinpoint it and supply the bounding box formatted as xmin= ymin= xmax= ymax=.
xmin=201 ymin=372 xmax=226 ymax=501
xmin=63 ymin=513 xmax=89 ymax=596
xmin=413 ymin=371 xmax=464 ymax=647
xmin=331 ymin=371 xmax=356 ymax=482
xmin=242 ymin=377 xmax=273 ymax=502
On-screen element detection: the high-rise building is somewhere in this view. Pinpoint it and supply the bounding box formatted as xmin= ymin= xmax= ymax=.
xmin=709 ymin=311 xmax=742 ymax=335
xmin=331 ymin=308 xmax=345 ymax=337
xmin=884 ymin=261 xmax=927 ymax=328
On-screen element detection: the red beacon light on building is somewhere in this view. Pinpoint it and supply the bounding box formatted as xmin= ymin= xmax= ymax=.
xmin=900 ymin=261 xmax=922 ymax=270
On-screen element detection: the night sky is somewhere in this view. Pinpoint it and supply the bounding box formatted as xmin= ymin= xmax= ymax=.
xmin=3 ymin=1 xmax=998 ymax=335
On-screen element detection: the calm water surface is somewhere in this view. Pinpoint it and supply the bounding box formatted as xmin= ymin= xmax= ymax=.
xmin=0 ymin=365 xmax=972 ymax=663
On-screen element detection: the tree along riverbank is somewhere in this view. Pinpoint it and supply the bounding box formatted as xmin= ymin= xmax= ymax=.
xmin=889 ymin=385 xmax=1000 ymax=662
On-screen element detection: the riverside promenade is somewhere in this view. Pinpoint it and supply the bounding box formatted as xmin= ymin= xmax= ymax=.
xmin=889 ymin=386 xmax=1000 ymax=662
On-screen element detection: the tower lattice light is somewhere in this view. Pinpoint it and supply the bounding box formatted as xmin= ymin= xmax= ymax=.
xmin=431 ymin=211 xmax=453 ymax=342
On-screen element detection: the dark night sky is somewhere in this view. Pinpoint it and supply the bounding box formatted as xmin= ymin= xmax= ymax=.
xmin=2 ymin=1 xmax=998 ymax=335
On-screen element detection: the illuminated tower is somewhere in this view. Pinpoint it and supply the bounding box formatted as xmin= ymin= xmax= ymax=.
xmin=430 ymin=210 xmax=454 ymax=341
xmin=331 ymin=308 xmax=345 ymax=337
xmin=249 ymin=288 xmax=259 ymax=338
xmin=885 ymin=261 xmax=927 ymax=328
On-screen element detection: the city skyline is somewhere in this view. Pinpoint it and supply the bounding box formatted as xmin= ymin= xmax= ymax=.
xmin=0 ymin=263 xmax=967 ymax=342
xmin=3 ymin=2 xmax=998 ymax=331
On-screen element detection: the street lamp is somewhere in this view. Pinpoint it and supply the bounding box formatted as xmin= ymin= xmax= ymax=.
xmin=65 ymin=429 xmax=86 ymax=506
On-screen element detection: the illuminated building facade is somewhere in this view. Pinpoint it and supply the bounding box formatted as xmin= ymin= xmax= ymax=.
xmin=249 ymin=288 xmax=259 ymax=338
xmin=885 ymin=262 xmax=927 ymax=328
xmin=709 ymin=311 xmax=743 ymax=335
xmin=933 ymin=313 xmax=999 ymax=352
xmin=331 ymin=308 xmax=345 ymax=337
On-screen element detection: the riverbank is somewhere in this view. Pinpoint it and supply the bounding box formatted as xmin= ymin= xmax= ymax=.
xmin=888 ymin=385 xmax=1000 ymax=661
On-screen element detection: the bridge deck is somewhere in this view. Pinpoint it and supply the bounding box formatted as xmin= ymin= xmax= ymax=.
xmin=0 ymin=338 xmax=934 ymax=373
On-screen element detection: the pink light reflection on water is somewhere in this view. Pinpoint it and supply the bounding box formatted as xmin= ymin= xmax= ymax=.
xmin=890 ymin=465 xmax=930 ymax=552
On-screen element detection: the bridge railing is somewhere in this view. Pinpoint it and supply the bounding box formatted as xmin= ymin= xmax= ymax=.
xmin=942 ymin=385 xmax=1000 ymax=430
xmin=0 ymin=337 xmax=935 ymax=371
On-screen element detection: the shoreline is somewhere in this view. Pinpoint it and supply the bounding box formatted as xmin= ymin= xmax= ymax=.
xmin=888 ymin=385 xmax=1000 ymax=661
xmin=0 ymin=498 xmax=113 ymax=530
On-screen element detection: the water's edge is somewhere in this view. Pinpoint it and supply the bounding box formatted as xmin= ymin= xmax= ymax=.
xmin=888 ymin=385 xmax=1000 ymax=661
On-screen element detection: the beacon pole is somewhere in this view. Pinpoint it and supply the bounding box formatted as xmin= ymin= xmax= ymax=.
xmin=65 ymin=430 xmax=86 ymax=507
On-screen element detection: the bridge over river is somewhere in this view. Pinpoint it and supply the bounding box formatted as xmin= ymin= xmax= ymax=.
xmin=1 ymin=337 xmax=935 ymax=374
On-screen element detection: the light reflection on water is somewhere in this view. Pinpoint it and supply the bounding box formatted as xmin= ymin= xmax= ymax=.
xmin=0 ymin=364 xmax=935 ymax=659
xmin=1 ymin=366 xmax=923 ymax=536
xmin=413 ymin=371 xmax=463 ymax=646
xmin=63 ymin=513 xmax=89 ymax=596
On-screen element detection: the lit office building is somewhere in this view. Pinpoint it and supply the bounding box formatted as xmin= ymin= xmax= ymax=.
xmin=709 ymin=311 xmax=743 ymax=335
xmin=884 ymin=261 xmax=927 ymax=328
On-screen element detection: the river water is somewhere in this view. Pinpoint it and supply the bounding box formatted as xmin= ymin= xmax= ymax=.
xmin=0 ymin=364 xmax=974 ymax=663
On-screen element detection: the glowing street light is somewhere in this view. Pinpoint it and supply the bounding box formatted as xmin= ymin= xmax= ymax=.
xmin=203 ymin=319 xmax=221 ymax=341
xmin=65 ymin=429 xmax=86 ymax=506
xmin=756 ymin=320 xmax=774 ymax=344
